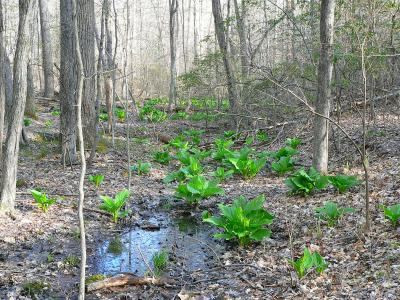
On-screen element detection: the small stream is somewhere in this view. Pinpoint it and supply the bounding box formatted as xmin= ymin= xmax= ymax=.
xmin=90 ymin=212 xmax=223 ymax=276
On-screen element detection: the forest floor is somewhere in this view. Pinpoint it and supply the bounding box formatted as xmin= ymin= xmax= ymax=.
xmin=0 ymin=103 xmax=399 ymax=299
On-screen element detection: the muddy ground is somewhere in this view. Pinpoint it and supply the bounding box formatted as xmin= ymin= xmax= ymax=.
xmin=0 ymin=106 xmax=399 ymax=299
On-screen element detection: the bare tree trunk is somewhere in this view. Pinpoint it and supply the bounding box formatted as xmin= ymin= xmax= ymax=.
xmin=1 ymin=45 xmax=13 ymax=115
xmin=0 ymin=0 xmax=33 ymax=214
xmin=71 ymin=0 xmax=87 ymax=298
xmin=312 ymin=0 xmax=336 ymax=174
xmin=169 ymin=0 xmax=178 ymax=110
xmin=104 ymin=0 xmax=113 ymax=134
xmin=60 ymin=0 xmax=77 ymax=166
xmin=181 ymin=0 xmax=187 ymax=73
xmin=193 ymin=0 xmax=198 ymax=60
xmin=88 ymin=0 xmax=106 ymax=165
xmin=38 ymin=0 xmax=54 ymax=98
xmin=25 ymin=62 xmax=35 ymax=117
xmin=233 ymin=0 xmax=249 ymax=79
xmin=0 ymin=0 xmax=5 ymax=162
xmin=77 ymin=0 xmax=96 ymax=149
xmin=212 ymin=0 xmax=239 ymax=118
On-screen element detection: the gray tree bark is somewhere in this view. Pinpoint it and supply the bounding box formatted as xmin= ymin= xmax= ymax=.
xmin=25 ymin=62 xmax=35 ymax=117
xmin=70 ymin=0 xmax=87 ymax=297
xmin=312 ymin=0 xmax=336 ymax=173
xmin=60 ymin=0 xmax=78 ymax=165
xmin=0 ymin=0 xmax=4 ymax=162
xmin=212 ymin=0 xmax=239 ymax=117
xmin=193 ymin=0 xmax=198 ymax=60
xmin=233 ymin=0 xmax=249 ymax=79
xmin=0 ymin=0 xmax=33 ymax=213
xmin=77 ymin=0 xmax=96 ymax=149
xmin=38 ymin=0 xmax=54 ymax=98
xmin=169 ymin=0 xmax=178 ymax=109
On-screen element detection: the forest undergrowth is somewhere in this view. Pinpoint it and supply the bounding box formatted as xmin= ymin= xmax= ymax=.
xmin=0 ymin=101 xmax=399 ymax=299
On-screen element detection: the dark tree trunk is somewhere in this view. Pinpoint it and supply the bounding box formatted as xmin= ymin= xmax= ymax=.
xmin=39 ymin=0 xmax=54 ymax=98
xmin=169 ymin=0 xmax=178 ymax=110
xmin=60 ymin=0 xmax=78 ymax=165
xmin=77 ymin=0 xmax=96 ymax=149
xmin=0 ymin=0 xmax=33 ymax=213
xmin=212 ymin=0 xmax=239 ymax=118
xmin=25 ymin=62 xmax=35 ymax=117
xmin=312 ymin=0 xmax=336 ymax=173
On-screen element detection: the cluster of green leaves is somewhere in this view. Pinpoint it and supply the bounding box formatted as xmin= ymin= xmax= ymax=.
xmin=183 ymin=129 xmax=205 ymax=146
xmin=88 ymin=174 xmax=105 ymax=188
xmin=51 ymin=110 xmax=61 ymax=117
xmin=169 ymin=135 xmax=190 ymax=150
xmin=164 ymin=150 xmax=206 ymax=183
xmin=328 ymin=175 xmax=360 ymax=193
xmin=270 ymin=146 xmax=298 ymax=161
xmin=153 ymin=151 xmax=171 ymax=165
xmin=21 ymin=281 xmax=49 ymax=299
xmin=115 ymin=108 xmax=126 ymax=122
xmin=99 ymin=189 xmax=131 ymax=223
xmin=227 ymin=147 xmax=267 ymax=180
xmin=44 ymin=120 xmax=53 ymax=128
xmin=139 ymin=99 xmax=167 ymax=123
xmin=188 ymin=112 xmax=216 ymax=122
xmin=202 ymin=195 xmax=274 ymax=246
xmin=131 ymin=162 xmax=151 ymax=175
xmin=289 ymin=248 xmax=328 ymax=278
xmin=285 ymin=137 xmax=301 ymax=149
xmin=31 ymin=189 xmax=56 ymax=212
xmin=152 ymin=250 xmax=169 ymax=276
xmin=315 ymin=201 xmax=355 ymax=227
xmin=256 ymin=130 xmax=268 ymax=142
xmin=212 ymin=138 xmax=234 ymax=161
xmin=170 ymin=111 xmax=189 ymax=120
xmin=64 ymin=254 xmax=80 ymax=267
xmin=175 ymin=175 xmax=224 ymax=205
xmin=271 ymin=156 xmax=295 ymax=175
xmin=381 ymin=204 xmax=400 ymax=227
xmin=285 ymin=167 xmax=328 ymax=196
xmin=24 ymin=118 xmax=32 ymax=127
xmin=99 ymin=113 xmax=109 ymax=122
xmin=211 ymin=167 xmax=234 ymax=182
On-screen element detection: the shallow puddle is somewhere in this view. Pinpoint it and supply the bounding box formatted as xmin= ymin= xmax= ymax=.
xmin=91 ymin=213 xmax=222 ymax=276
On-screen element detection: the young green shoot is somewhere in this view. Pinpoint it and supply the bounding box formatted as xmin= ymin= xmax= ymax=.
xmin=31 ymin=189 xmax=56 ymax=213
xmin=203 ymin=194 xmax=274 ymax=246
xmin=99 ymin=189 xmax=131 ymax=223
xmin=289 ymin=247 xmax=328 ymax=279
xmin=88 ymin=174 xmax=105 ymax=188
xmin=315 ymin=201 xmax=355 ymax=227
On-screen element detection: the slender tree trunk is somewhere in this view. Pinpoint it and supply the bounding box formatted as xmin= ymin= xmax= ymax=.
xmin=77 ymin=0 xmax=96 ymax=149
xmin=193 ymin=0 xmax=198 ymax=60
xmin=312 ymin=0 xmax=336 ymax=174
xmin=60 ymin=0 xmax=77 ymax=166
xmin=169 ymin=0 xmax=178 ymax=110
xmin=233 ymin=0 xmax=249 ymax=78
xmin=0 ymin=0 xmax=33 ymax=213
xmin=25 ymin=62 xmax=35 ymax=117
xmin=181 ymin=0 xmax=187 ymax=73
xmin=38 ymin=0 xmax=54 ymax=98
xmin=104 ymin=0 xmax=113 ymax=134
xmin=0 ymin=0 xmax=5 ymax=162
xmin=212 ymin=0 xmax=239 ymax=118
xmin=88 ymin=0 xmax=106 ymax=165
xmin=71 ymin=0 xmax=87 ymax=297
xmin=1 ymin=45 xmax=13 ymax=115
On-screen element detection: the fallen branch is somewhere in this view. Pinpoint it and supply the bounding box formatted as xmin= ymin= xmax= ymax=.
xmin=86 ymin=273 xmax=173 ymax=292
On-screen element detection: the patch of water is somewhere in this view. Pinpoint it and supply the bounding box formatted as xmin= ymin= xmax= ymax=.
xmin=91 ymin=213 xmax=222 ymax=276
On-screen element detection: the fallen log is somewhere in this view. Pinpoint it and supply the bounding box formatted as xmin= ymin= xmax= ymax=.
xmin=86 ymin=274 xmax=173 ymax=292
